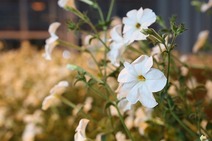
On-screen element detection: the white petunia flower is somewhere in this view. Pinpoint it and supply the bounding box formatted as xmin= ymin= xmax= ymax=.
xmin=107 ymin=25 xmax=130 ymax=67
xmin=117 ymin=55 xmax=167 ymax=108
xmin=42 ymin=81 xmax=69 ymax=110
xmin=201 ymin=0 xmax=212 ymax=12
xmin=43 ymin=22 xmax=61 ymax=60
xmin=123 ymin=7 xmax=156 ymax=43
xmin=74 ymin=119 xmax=89 ymax=141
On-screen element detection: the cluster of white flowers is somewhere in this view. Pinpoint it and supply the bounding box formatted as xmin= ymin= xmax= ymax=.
xmin=42 ymin=1 xmax=168 ymax=140
xmin=106 ymin=7 xmax=167 ymax=110
xmin=107 ymin=7 xmax=157 ymax=67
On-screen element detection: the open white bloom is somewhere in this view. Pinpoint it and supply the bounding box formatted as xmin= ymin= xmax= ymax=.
xmin=107 ymin=25 xmax=130 ymax=66
xmin=118 ymin=55 xmax=167 ymax=108
xmin=123 ymin=7 xmax=156 ymax=43
xmin=43 ymin=22 xmax=61 ymax=60
xmin=74 ymin=119 xmax=89 ymax=141
xmin=201 ymin=0 xmax=212 ymax=12
xmin=192 ymin=30 xmax=209 ymax=53
xmin=42 ymin=81 xmax=69 ymax=110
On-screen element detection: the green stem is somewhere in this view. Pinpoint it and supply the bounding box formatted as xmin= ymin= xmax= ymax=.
xmin=95 ymin=2 xmax=105 ymax=23
xmin=115 ymin=105 xmax=135 ymax=141
xmin=85 ymin=49 xmax=103 ymax=77
xmin=58 ymin=40 xmax=83 ymax=51
xmin=168 ymin=100 xmax=198 ymax=137
xmin=200 ymin=126 xmax=212 ymax=139
xmin=67 ymin=7 xmax=98 ymax=33
xmin=87 ymin=85 xmax=108 ymax=100
xmin=106 ymin=0 xmax=115 ymax=22
xmin=59 ymin=96 xmax=93 ymax=120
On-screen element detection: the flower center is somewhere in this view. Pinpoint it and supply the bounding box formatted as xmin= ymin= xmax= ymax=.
xmin=138 ymin=75 xmax=146 ymax=81
xmin=135 ymin=23 xmax=141 ymax=29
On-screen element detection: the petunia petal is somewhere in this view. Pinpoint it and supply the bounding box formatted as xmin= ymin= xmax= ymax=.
xmin=110 ymin=25 xmax=123 ymax=42
xmin=126 ymin=83 xmax=141 ymax=104
xmin=118 ymin=99 xmax=132 ymax=112
xmin=138 ymin=84 xmax=158 ymax=108
xmin=48 ymin=22 xmax=61 ymax=36
xmin=140 ymin=8 xmax=156 ymax=27
xmin=118 ymin=68 xmax=136 ymax=83
xmin=133 ymin=55 xmax=153 ymax=75
xmin=145 ymin=69 xmax=167 ymax=92
xmin=136 ymin=7 xmax=144 ymax=21
xmin=126 ymin=9 xmax=137 ymax=20
xmin=132 ymin=30 xmax=147 ymax=41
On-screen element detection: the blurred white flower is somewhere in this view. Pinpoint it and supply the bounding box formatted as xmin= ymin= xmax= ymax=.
xmin=168 ymin=80 xmax=180 ymax=96
xmin=201 ymin=0 xmax=212 ymax=12
xmin=43 ymin=22 xmax=61 ymax=60
xmin=192 ymin=30 xmax=209 ymax=53
xmin=72 ymin=104 xmax=83 ymax=116
xmin=0 ymin=107 xmax=8 ymax=127
xmin=180 ymin=55 xmax=188 ymax=62
xmin=22 ymin=123 xmax=42 ymax=141
xmin=95 ymin=133 xmax=103 ymax=141
xmin=123 ymin=7 xmax=156 ymax=43
xmin=124 ymin=110 xmax=134 ymax=129
xmin=117 ymin=55 xmax=167 ymax=108
xmin=151 ymin=44 xmax=166 ymax=62
xmin=82 ymin=34 xmax=103 ymax=52
xmin=115 ymin=132 xmax=128 ymax=141
xmin=83 ymin=97 xmax=93 ymax=113
xmin=109 ymin=106 xmax=119 ymax=116
xmin=107 ymin=25 xmax=130 ymax=67
xmin=42 ymin=81 xmax=69 ymax=110
xmin=200 ymin=135 xmax=209 ymax=141
xmin=42 ymin=95 xmax=60 ymax=110
xmin=58 ymin=0 xmax=76 ymax=8
xmin=74 ymin=119 xmax=89 ymax=141
xmin=180 ymin=66 xmax=189 ymax=76
xmin=24 ymin=110 xmax=44 ymax=124
xmin=58 ymin=0 xmax=94 ymax=10
xmin=205 ymin=80 xmax=212 ymax=101
xmin=187 ymin=77 xmax=197 ymax=90
xmin=134 ymin=107 xmax=152 ymax=135
xmin=110 ymin=16 xmax=122 ymax=28
xmin=63 ymin=50 xmax=71 ymax=59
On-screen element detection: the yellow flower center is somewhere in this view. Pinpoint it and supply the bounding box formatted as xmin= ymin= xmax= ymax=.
xmin=138 ymin=75 xmax=146 ymax=81
xmin=136 ymin=23 xmax=141 ymax=29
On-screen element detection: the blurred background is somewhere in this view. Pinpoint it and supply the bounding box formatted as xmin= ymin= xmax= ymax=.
xmin=0 ymin=0 xmax=211 ymax=52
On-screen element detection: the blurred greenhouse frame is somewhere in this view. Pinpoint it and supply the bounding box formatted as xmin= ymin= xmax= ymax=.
xmin=0 ymin=0 xmax=211 ymax=52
